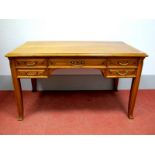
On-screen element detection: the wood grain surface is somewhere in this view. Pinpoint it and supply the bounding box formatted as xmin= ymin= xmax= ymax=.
xmin=5 ymin=41 xmax=148 ymax=57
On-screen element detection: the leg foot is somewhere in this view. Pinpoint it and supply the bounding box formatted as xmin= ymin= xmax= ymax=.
xmin=128 ymin=114 xmax=134 ymax=119
xmin=17 ymin=116 xmax=23 ymax=121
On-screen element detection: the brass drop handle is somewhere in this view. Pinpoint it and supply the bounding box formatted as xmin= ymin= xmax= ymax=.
xmin=119 ymin=61 xmax=129 ymax=66
xmin=26 ymin=62 xmax=36 ymax=66
xmin=116 ymin=70 xmax=129 ymax=76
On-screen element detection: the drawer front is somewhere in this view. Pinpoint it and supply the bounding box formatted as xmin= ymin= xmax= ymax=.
xmin=106 ymin=69 xmax=137 ymax=78
xmin=49 ymin=58 xmax=107 ymax=68
xmin=15 ymin=59 xmax=48 ymax=68
xmin=108 ymin=58 xmax=138 ymax=67
xmin=17 ymin=69 xmax=48 ymax=78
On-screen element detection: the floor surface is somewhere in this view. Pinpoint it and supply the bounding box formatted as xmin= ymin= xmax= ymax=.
xmin=0 ymin=90 xmax=155 ymax=134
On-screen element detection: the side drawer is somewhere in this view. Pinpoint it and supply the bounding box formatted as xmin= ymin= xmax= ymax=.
xmin=108 ymin=58 xmax=138 ymax=67
xmin=17 ymin=69 xmax=48 ymax=78
xmin=15 ymin=58 xmax=48 ymax=68
xmin=105 ymin=68 xmax=137 ymax=78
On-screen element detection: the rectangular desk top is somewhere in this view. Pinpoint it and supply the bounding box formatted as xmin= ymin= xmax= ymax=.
xmin=5 ymin=41 xmax=148 ymax=57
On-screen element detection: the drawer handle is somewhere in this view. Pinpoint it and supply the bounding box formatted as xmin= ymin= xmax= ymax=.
xmin=26 ymin=71 xmax=38 ymax=76
xmin=70 ymin=60 xmax=85 ymax=65
xmin=26 ymin=62 xmax=36 ymax=66
xmin=119 ymin=62 xmax=129 ymax=66
xmin=116 ymin=70 xmax=129 ymax=76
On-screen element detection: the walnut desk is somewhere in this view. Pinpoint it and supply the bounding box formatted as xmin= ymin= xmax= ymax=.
xmin=5 ymin=41 xmax=148 ymax=120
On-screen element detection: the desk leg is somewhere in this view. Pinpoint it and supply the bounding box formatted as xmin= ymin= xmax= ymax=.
xmin=14 ymin=78 xmax=23 ymax=121
xmin=10 ymin=60 xmax=24 ymax=121
xmin=101 ymin=70 xmax=119 ymax=91
xmin=12 ymin=77 xmax=23 ymax=121
xmin=31 ymin=78 xmax=37 ymax=92
xmin=113 ymin=78 xmax=119 ymax=91
xmin=128 ymin=59 xmax=143 ymax=119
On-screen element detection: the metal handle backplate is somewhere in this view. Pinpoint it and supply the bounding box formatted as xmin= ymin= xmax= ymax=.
xmin=70 ymin=60 xmax=85 ymax=65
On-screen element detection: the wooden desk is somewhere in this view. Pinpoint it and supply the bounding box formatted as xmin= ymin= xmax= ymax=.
xmin=5 ymin=41 xmax=148 ymax=120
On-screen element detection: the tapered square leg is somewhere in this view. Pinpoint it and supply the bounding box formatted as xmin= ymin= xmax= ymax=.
xmin=113 ymin=78 xmax=119 ymax=91
xmin=31 ymin=78 xmax=37 ymax=92
xmin=128 ymin=59 xmax=143 ymax=119
xmin=10 ymin=60 xmax=24 ymax=120
xmin=13 ymin=78 xmax=23 ymax=121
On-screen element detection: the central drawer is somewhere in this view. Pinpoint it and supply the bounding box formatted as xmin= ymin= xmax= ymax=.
xmin=49 ymin=58 xmax=107 ymax=68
